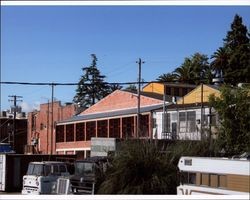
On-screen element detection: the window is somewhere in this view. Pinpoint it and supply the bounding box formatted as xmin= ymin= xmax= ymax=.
xmin=109 ymin=118 xmax=120 ymax=138
xmin=165 ymin=87 xmax=171 ymax=95
xmin=140 ymin=115 xmax=149 ymax=137
xmin=59 ymin=165 xmax=67 ymax=173
xmin=184 ymin=159 xmax=192 ymax=166
xmin=52 ymin=165 xmax=60 ymax=175
xmin=180 ymin=172 xmax=196 ymax=185
xmin=86 ymin=121 xmax=96 ymax=141
xmin=44 ymin=165 xmax=51 ymax=176
xmin=66 ymin=124 xmax=74 ymax=142
xmin=174 ymin=87 xmax=179 ymax=96
xmin=179 ymin=112 xmax=186 ymax=133
xmin=40 ymin=123 xmax=44 ymax=130
xmin=188 ymin=173 xmax=196 ymax=184
xmin=182 ymin=88 xmax=188 ymax=96
xmin=172 ymin=113 xmax=177 ymax=121
xmin=76 ymin=123 xmax=85 ymax=141
xmin=56 ymin=125 xmax=64 ymax=143
xmin=122 ymin=117 xmax=134 ymax=138
xmin=97 ymin=120 xmax=108 ymax=137
xmin=187 ymin=111 xmax=196 ymax=132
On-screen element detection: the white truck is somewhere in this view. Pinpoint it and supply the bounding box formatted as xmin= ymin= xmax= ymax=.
xmin=22 ymin=161 xmax=70 ymax=194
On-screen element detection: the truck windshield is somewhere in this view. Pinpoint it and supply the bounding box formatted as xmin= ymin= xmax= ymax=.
xmin=75 ymin=162 xmax=94 ymax=175
xmin=27 ymin=164 xmax=44 ymax=176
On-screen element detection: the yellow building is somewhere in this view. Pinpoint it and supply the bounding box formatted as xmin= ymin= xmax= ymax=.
xmin=177 ymin=84 xmax=220 ymax=105
xmin=142 ymin=82 xmax=195 ymax=97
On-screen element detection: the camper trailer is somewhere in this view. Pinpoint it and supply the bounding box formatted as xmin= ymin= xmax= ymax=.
xmin=177 ymin=156 xmax=250 ymax=195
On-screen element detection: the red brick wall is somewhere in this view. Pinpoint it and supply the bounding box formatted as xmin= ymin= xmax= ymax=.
xmin=27 ymin=101 xmax=76 ymax=154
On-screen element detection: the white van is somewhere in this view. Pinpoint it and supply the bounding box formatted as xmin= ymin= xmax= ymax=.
xmin=22 ymin=161 xmax=70 ymax=195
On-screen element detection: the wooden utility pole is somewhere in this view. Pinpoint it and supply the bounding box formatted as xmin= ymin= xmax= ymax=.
xmin=8 ymin=95 xmax=23 ymax=150
xmin=50 ymin=83 xmax=55 ymax=154
xmin=136 ymin=58 xmax=144 ymax=138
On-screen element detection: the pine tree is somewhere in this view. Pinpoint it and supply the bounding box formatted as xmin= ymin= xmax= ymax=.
xmin=73 ymin=54 xmax=110 ymax=109
xmin=223 ymin=14 xmax=250 ymax=85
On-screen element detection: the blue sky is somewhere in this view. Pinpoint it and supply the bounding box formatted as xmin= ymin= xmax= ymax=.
xmin=1 ymin=5 xmax=250 ymax=112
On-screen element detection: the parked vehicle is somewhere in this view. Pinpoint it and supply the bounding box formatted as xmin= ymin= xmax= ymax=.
xmin=177 ymin=156 xmax=250 ymax=195
xmin=22 ymin=161 xmax=70 ymax=194
xmin=0 ymin=154 xmax=76 ymax=192
xmin=69 ymin=156 xmax=109 ymax=194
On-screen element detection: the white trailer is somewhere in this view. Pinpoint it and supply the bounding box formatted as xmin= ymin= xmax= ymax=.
xmin=177 ymin=156 xmax=250 ymax=195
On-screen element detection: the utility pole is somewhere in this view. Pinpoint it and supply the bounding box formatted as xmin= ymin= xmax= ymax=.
xmin=50 ymin=83 xmax=55 ymax=154
xmin=136 ymin=58 xmax=145 ymax=138
xmin=200 ymin=83 xmax=204 ymax=139
xmin=8 ymin=95 xmax=23 ymax=150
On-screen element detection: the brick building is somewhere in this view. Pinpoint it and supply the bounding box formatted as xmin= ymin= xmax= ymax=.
xmin=27 ymin=101 xmax=76 ymax=154
xmin=55 ymin=90 xmax=164 ymax=156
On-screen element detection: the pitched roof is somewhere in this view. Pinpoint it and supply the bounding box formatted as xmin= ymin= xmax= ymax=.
xmin=57 ymin=104 xmax=164 ymax=125
xmin=80 ymin=90 xmax=163 ymax=115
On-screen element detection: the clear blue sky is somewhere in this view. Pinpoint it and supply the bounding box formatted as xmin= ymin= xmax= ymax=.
xmin=1 ymin=5 xmax=250 ymax=112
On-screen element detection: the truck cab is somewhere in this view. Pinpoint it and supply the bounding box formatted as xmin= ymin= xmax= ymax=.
xmin=22 ymin=161 xmax=70 ymax=195
xmin=70 ymin=156 xmax=108 ymax=194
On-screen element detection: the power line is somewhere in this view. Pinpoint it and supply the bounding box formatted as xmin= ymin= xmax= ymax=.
xmin=0 ymin=80 xmax=188 ymax=86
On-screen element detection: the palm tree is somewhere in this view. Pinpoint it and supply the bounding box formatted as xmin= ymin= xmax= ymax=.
xmin=157 ymin=73 xmax=177 ymax=83
xmin=173 ymin=58 xmax=193 ymax=84
xmin=211 ymin=47 xmax=229 ymax=78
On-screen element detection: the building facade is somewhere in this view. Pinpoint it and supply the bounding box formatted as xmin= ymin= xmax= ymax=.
xmin=55 ymin=90 xmax=163 ymax=156
xmin=154 ymin=84 xmax=220 ymax=140
xmin=27 ymin=101 xmax=76 ymax=154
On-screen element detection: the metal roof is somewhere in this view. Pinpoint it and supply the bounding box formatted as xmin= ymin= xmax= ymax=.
xmin=57 ymin=104 xmax=166 ymax=125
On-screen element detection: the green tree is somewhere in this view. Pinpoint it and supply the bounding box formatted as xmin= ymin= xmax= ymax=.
xmin=173 ymin=58 xmax=193 ymax=84
xmin=73 ymin=54 xmax=110 ymax=108
xmin=222 ymin=14 xmax=250 ymax=85
xmin=108 ymin=83 xmax=123 ymax=93
xmin=211 ymin=47 xmax=229 ymax=79
xmin=173 ymin=53 xmax=211 ymax=85
xmin=125 ymin=84 xmax=137 ymax=92
xmin=98 ymin=140 xmax=177 ymax=194
xmin=98 ymin=140 xmax=216 ymax=194
xmin=157 ymin=72 xmax=177 ymax=82
xmin=209 ymin=85 xmax=250 ymax=156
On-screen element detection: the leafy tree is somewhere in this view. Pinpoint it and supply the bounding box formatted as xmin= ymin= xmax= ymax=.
xmin=209 ymin=85 xmax=250 ymax=156
xmin=190 ymin=53 xmax=211 ymax=84
xmin=108 ymin=83 xmax=123 ymax=93
xmin=98 ymin=140 xmax=216 ymax=194
xmin=157 ymin=72 xmax=177 ymax=82
xmin=211 ymin=47 xmax=229 ymax=78
xmin=73 ymin=54 xmax=110 ymax=109
xmin=125 ymin=84 xmax=137 ymax=92
xmin=173 ymin=58 xmax=193 ymax=84
xmin=98 ymin=140 xmax=177 ymax=194
xmin=221 ymin=14 xmax=250 ymax=85
xmin=173 ymin=53 xmax=211 ymax=85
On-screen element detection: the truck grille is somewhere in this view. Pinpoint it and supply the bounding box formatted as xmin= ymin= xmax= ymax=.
xmin=57 ymin=178 xmax=70 ymax=194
